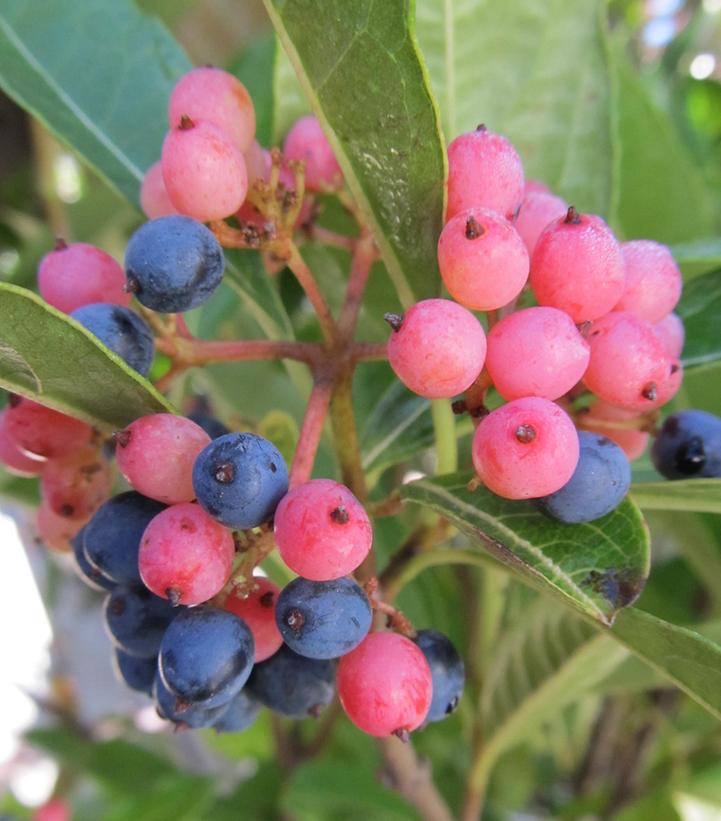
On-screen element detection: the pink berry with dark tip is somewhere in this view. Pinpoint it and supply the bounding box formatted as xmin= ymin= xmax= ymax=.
xmin=41 ymin=445 xmax=113 ymax=520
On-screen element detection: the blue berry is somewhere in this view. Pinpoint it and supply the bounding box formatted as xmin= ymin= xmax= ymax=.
xmin=153 ymin=672 xmax=229 ymax=728
xmin=124 ymin=216 xmax=224 ymax=313
xmin=104 ymin=585 xmax=178 ymax=658
xmin=651 ymin=410 xmax=721 ymax=480
xmin=113 ymin=649 xmax=157 ymax=696
xmin=275 ymin=577 xmax=372 ymax=659
xmin=536 ymin=432 xmax=631 ymax=523
xmin=84 ymin=492 xmax=166 ymax=585
xmin=212 ymin=689 xmax=261 ymax=733
xmin=158 ymin=606 xmax=254 ymax=709
xmin=192 ymin=432 xmax=289 ymax=529
xmin=70 ymin=527 xmax=115 ymax=592
xmin=71 ymin=303 xmax=155 ymax=376
xmin=188 ymin=412 xmax=229 ymax=440
xmin=415 ymin=629 xmax=465 ymax=723
xmin=247 ymin=645 xmax=334 ymax=718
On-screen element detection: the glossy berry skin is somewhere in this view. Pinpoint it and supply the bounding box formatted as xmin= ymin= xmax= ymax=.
xmin=651 ymin=410 xmax=721 ymax=480
xmin=274 ymin=479 xmax=372 ymax=580
xmin=275 ymin=577 xmax=372 ymax=660
xmin=584 ymin=312 xmax=682 ymax=411
xmin=387 ymin=299 xmax=486 ymax=399
xmin=41 ymin=445 xmax=113 ymax=520
xmin=158 ymin=606 xmax=255 ymax=709
xmin=415 ymin=629 xmax=465 ymax=723
xmin=188 ymin=412 xmax=229 ymax=440
xmin=139 ymin=503 xmax=235 ymax=606
xmin=113 ymin=649 xmax=157 ymax=696
xmin=514 ymin=191 xmax=567 ymax=255
xmin=115 ymin=413 xmax=211 ymax=504
xmin=83 ymin=491 xmax=166 ymax=585
xmin=283 ymin=115 xmax=342 ymax=191
xmin=615 ymin=240 xmax=682 ymax=323
xmin=536 ymin=432 xmax=631 ymax=523
xmin=247 ymin=645 xmax=334 ymax=719
xmin=337 ymin=632 xmax=433 ymax=738
xmin=446 ymin=126 xmax=525 ymax=221
xmin=153 ymin=672 xmax=229 ymax=728
xmin=168 ymin=67 xmax=255 ymax=152
xmin=37 ymin=501 xmax=87 ymax=552
xmin=140 ymin=161 xmax=178 ymax=219
xmin=223 ymin=576 xmax=283 ymax=662
xmin=530 ymin=210 xmax=625 ymax=322
xmin=212 ymin=688 xmax=261 ymax=733
xmin=38 ymin=241 xmax=130 ymax=314
xmin=192 ymin=432 xmax=288 ymax=530
xmin=485 ymin=307 xmax=590 ymax=401
xmin=71 ymin=303 xmax=155 ymax=376
xmin=162 ymin=119 xmax=248 ymax=222
xmin=70 ymin=527 xmax=115 ymax=592
xmin=4 ymin=397 xmax=92 ymax=460
xmin=654 ymin=312 xmax=685 ymax=359
xmin=577 ymin=400 xmax=649 ymax=462
xmin=0 ymin=410 xmax=44 ymax=476
xmin=104 ymin=584 xmax=178 ymax=658
xmin=124 ymin=216 xmax=225 ymax=314
xmin=437 ymin=208 xmax=529 ymax=311
xmin=472 ymin=397 xmax=580 ymax=499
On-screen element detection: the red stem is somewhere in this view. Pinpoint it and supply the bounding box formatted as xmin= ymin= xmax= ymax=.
xmin=338 ymin=232 xmax=377 ymax=340
xmin=287 ymin=242 xmax=338 ymax=345
xmin=289 ymin=380 xmax=333 ymax=486
xmin=156 ymin=337 xmax=323 ymax=367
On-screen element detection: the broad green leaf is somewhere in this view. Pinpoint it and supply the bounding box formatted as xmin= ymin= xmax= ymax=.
xmin=671 ymin=239 xmax=721 ymax=280
xmin=263 ymin=0 xmax=446 ymax=306
xmin=0 ymin=284 xmax=173 ymax=430
xmin=0 ymin=0 xmax=190 ymax=204
xmin=677 ymin=270 xmax=721 ymax=369
xmin=631 ymin=479 xmax=721 ymax=514
xmin=0 ymin=472 xmax=40 ymax=506
xmin=401 ymin=472 xmax=650 ymax=625
xmin=416 ymin=0 xmax=615 ymax=214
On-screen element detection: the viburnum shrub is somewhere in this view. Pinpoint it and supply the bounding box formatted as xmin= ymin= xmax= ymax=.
xmin=1 ymin=2 xmax=721 ymax=820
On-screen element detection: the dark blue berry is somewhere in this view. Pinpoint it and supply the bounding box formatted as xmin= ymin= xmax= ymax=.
xmin=70 ymin=526 xmax=115 ymax=592
xmin=212 ymin=689 xmax=261 ymax=733
xmin=247 ymin=645 xmax=334 ymax=719
xmin=652 ymin=410 xmax=721 ymax=480
xmin=158 ymin=606 xmax=254 ymax=709
xmin=124 ymin=216 xmax=224 ymax=313
xmin=153 ymin=672 xmax=229 ymax=728
xmin=275 ymin=577 xmax=372 ymax=660
xmin=84 ymin=492 xmax=166 ymax=585
xmin=113 ymin=649 xmax=157 ymax=696
xmin=536 ymin=432 xmax=631 ymax=523
xmin=103 ymin=585 xmax=178 ymax=658
xmin=188 ymin=412 xmax=229 ymax=440
xmin=192 ymin=432 xmax=289 ymax=529
xmin=71 ymin=303 xmax=155 ymax=376
xmin=415 ymin=629 xmax=465 ymax=723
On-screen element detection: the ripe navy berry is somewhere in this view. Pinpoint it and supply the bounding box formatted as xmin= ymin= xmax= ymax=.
xmin=153 ymin=672 xmax=230 ymax=728
xmin=113 ymin=649 xmax=157 ymax=696
xmin=415 ymin=629 xmax=465 ymax=723
xmin=71 ymin=303 xmax=155 ymax=376
xmin=70 ymin=527 xmax=115 ymax=592
xmin=104 ymin=584 xmax=178 ymax=658
xmin=212 ymin=689 xmax=261 ymax=733
xmin=652 ymin=410 xmax=721 ymax=480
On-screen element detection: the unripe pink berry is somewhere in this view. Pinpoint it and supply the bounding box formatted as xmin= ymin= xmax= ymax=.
xmin=0 ymin=410 xmax=44 ymax=476
xmin=223 ymin=576 xmax=283 ymax=662
xmin=615 ymin=240 xmax=682 ymax=323
xmin=244 ymin=140 xmax=267 ymax=187
xmin=5 ymin=398 xmax=92 ymax=460
xmin=37 ymin=500 xmax=88 ymax=552
xmin=283 ymin=115 xmax=342 ymax=191
xmin=653 ymin=312 xmax=685 ymax=359
xmin=41 ymin=445 xmax=113 ymax=520
xmin=577 ymin=400 xmax=649 ymax=461
xmin=140 ymin=161 xmax=178 ymax=219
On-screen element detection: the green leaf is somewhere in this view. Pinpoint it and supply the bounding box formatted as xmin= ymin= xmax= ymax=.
xmin=0 ymin=0 xmax=190 ymax=204
xmin=401 ymin=472 xmax=650 ymax=625
xmin=263 ymin=0 xmax=446 ymax=306
xmin=0 ymin=284 xmax=173 ymax=430
xmin=671 ymin=239 xmax=721 ymax=280
xmin=272 ymin=38 xmax=309 ymax=144
xmin=677 ymin=270 xmax=721 ymax=369
xmin=416 ymin=0 xmax=615 ymax=215
xmin=631 ymin=479 xmax=721 ymax=514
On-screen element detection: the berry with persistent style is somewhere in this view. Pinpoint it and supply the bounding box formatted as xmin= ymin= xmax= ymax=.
xmin=415 ymin=629 xmax=465 ymax=723
xmin=104 ymin=584 xmax=178 ymax=657
xmin=41 ymin=445 xmax=113 ymax=520
xmin=652 ymin=410 xmax=721 ymax=479
xmin=283 ymin=115 xmax=342 ymax=191
xmin=153 ymin=672 xmax=230 ymax=728
xmin=615 ymin=240 xmax=682 ymax=323
xmin=223 ymin=576 xmax=284 ymax=662
xmin=71 ymin=303 xmax=155 ymax=376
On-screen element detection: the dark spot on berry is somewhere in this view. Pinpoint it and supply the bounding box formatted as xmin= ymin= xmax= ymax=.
xmin=445 ymin=696 xmax=459 ymax=715
xmin=330 ymin=505 xmax=349 ymax=524
xmin=214 ymin=462 xmax=235 ymax=483
xmin=269 ymin=462 xmax=277 ymax=473
xmin=384 ymin=312 xmax=403 ymax=333
xmin=285 ymin=608 xmax=305 ymax=634
xmin=60 ymin=504 xmax=75 ymax=517
xmin=259 ymin=591 xmax=275 ymax=608
xmin=392 ymin=727 xmax=411 ymax=743
xmin=112 ymin=429 xmax=131 ymax=448
xmin=166 ymin=587 xmax=182 ymax=607
xmin=642 ymin=382 xmax=657 ymax=402
xmin=179 ymin=518 xmax=196 ymax=533
xmin=174 ymin=698 xmax=190 ymax=714
xmin=465 ymin=215 xmax=485 ymax=240
xmin=515 ymin=424 xmax=536 ymax=444
xmin=674 ymin=436 xmax=706 ymax=475
xmin=670 ymin=363 xmax=680 ymax=375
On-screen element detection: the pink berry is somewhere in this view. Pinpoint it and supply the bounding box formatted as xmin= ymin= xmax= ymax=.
xmin=446 ymin=126 xmax=525 ymax=221
xmin=4 ymin=397 xmax=92 ymax=459
xmin=33 ymin=798 xmax=71 ymax=821
xmin=283 ymin=115 xmax=342 ymax=192
xmin=615 ymin=240 xmax=682 ymax=323
xmin=337 ymin=632 xmax=432 ymax=738
xmin=524 ymin=179 xmax=550 ymax=195
xmin=41 ymin=445 xmax=113 ymax=520
xmin=223 ymin=576 xmax=283 ymax=662
xmin=115 ymin=414 xmax=210 ymax=504
xmin=472 ymin=397 xmax=580 ymax=499
xmin=274 ymin=479 xmax=372 ymax=581
xmin=0 ymin=410 xmax=44 ymax=476
xmin=653 ymin=312 xmax=685 ymax=359
xmin=139 ymin=503 xmax=234 ymax=606
xmin=244 ymin=140 xmax=267 ymax=187
xmin=168 ymin=66 xmax=256 ymax=152
xmin=140 ymin=161 xmax=178 ymax=219
xmin=37 ymin=500 xmax=87 ymax=552
xmin=387 ymin=299 xmax=486 ymax=399
xmin=486 ymin=307 xmax=590 ymax=401
xmin=162 ymin=117 xmax=248 ymax=222
xmin=514 ymin=191 xmax=568 ymax=255
xmin=530 ymin=208 xmax=625 ymax=322
xmin=37 ymin=240 xmax=130 ymax=314
xmin=437 ymin=208 xmax=529 ymax=311
xmin=577 ymin=400 xmax=649 ymax=461
xmin=584 ymin=312 xmax=683 ymax=411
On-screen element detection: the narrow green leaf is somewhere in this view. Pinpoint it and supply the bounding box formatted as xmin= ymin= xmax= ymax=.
xmin=263 ymin=0 xmax=446 ymax=305
xmin=401 ymin=472 xmax=650 ymax=625
xmin=0 ymin=284 xmax=174 ymax=430
xmin=677 ymin=270 xmax=721 ymax=369
xmin=416 ymin=0 xmax=615 ymax=215
xmin=0 ymin=0 xmax=190 ymax=204
xmin=631 ymin=479 xmax=721 ymax=514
